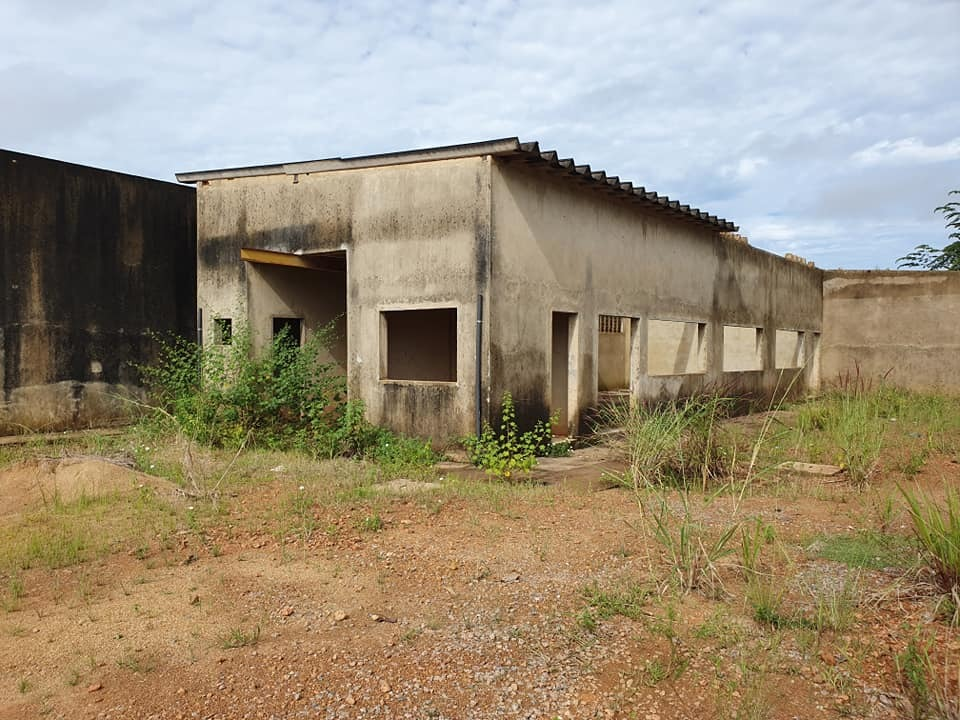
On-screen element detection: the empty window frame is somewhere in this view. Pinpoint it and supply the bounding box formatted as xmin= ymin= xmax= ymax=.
xmin=273 ymin=317 xmax=303 ymax=349
xmin=722 ymin=325 xmax=764 ymax=371
xmin=598 ymin=315 xmax=631 ymax=391
xmin=381 ymin=308 xmax=457 ymax=382
xmin=647 ymin=320 xmax=707 ymax=376
xmin=775 ymin=330 xmax=805 ymax=369
xmin=213 ymin=317 xmax=233 ymax=345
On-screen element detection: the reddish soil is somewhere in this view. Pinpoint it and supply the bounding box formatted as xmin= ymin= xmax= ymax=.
xmin=1 ymin=449 xmax=959 ymax=720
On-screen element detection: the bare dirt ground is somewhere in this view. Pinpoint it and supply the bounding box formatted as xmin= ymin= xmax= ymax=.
xmin=1 ymin=436 xmax=959 ymax=720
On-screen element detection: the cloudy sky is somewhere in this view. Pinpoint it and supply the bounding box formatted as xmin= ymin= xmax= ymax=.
xmin=2 ymin=0 xmax=958 ymax=268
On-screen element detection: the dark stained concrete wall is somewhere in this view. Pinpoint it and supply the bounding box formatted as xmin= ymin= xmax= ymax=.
xmin=0 ymin=150 xmax=196 ymax=432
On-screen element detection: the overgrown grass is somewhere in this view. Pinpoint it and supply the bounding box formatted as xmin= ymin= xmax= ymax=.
xmin=796 ymin=391 xmax=885 ymax=485
xmin=0 ymin=488 xmax=181 ymax=576
xmin=785 ymin=386 xmax=960 ymax=486
xmin=603 ymin=395 xmax=735 ymax=490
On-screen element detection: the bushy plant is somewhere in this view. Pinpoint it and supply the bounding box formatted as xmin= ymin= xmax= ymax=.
xmin=331 ymin=399 xmax=439 ymax=474
xmin=141 ymin=324 xmax=345 ymax=453
xmin=463 ymin=392 xmax=559 ymax=478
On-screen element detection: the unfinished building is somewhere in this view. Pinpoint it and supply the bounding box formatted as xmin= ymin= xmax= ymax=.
xmin=0 ymin=150 xmax=196 ymax=432
xmin=177 ymin=139 xmax=822 ymax=440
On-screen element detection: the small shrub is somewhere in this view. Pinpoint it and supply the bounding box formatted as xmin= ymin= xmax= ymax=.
xmin=463 ymin=392 xmax=558 ymax=478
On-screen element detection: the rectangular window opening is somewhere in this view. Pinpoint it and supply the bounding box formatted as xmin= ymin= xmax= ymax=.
xmin=214 ymin=317 xmax=233 ymax=345
xmin=775 ymin=330 xmax=805 ymax=369
xmin=647 ymin=319 xmax=707 ymax=376
xmin=381 ymin=308 xmax=457 ymax=382
xmin=598 ymin=315 xmax=631 ymax=391
xmin=723 ymin=325 xmax=764 ymax=372
xmin=273 ymin=317 xmax=303 ymax=349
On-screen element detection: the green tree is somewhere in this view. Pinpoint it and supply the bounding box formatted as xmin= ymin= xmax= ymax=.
xmin=897 ymin=191 xmax=960 ymax=270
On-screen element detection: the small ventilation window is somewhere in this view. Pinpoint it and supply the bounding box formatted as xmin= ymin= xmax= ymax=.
xmin=273 ymin=317 xmax=303 ymax=349
xmin=599 ymin=315 xmax=623 ymax=334
xmin=214 ymin=318 xmax=233 ymax=345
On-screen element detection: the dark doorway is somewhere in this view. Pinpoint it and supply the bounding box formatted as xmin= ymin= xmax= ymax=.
xmin=551 ymin=312 xmax=577 ymax=436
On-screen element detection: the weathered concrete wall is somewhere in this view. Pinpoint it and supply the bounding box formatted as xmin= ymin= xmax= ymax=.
xmin=490 ymin=158 xmax=823 ymax=433
xmin=195 ymin=156 xmax=491 ymax=440
xmin=822 ymin=271 xmax=960 ymax=391
xmin=0 ymin=150 xmax=196 ymax=432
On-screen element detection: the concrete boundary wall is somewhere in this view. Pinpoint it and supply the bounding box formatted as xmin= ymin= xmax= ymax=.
xmin=0 ymin=150 xmax=196 ymax=433
xmin=821 ymin=270 xmax=960 ymax=392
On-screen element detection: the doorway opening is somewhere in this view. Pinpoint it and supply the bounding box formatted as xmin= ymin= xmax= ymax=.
xmin=242 ymin=248 xmax=348 ymax=376
xmin=597 ymin=314 xmax=632 ymax=392
xmin=551 ymin=312 xmax=577 ymax=436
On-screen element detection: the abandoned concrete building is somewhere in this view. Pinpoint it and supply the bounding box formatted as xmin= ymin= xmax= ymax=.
xmin=176 ymin=138 xmax=824 ymax=440
xmin=0 ymin=150 xmax=196 ymax=432
xmin=2 ymin=140 xmax=957 ymax=438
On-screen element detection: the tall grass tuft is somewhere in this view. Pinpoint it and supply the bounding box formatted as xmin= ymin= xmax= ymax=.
xmin=649 ymin=492 xmax=739 ymax=597
xmin=603 ymin=395 xmax=734 ymax=491
xmin=900 ymin=484 xmax=960 ymax=622
xmin=797 ymin=389 xmax=886 ymax=486
xmin=896 ymin=632 xmax=960 ymax=720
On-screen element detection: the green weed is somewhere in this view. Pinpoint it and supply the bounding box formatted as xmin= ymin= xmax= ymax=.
xmin=580 ymin=581 xmax=650 ymax=621
xmin=463 ymin=392 xmax=558 ymax=479
xmin=357 ymin=514 xmax=384 ymax=533
xmin=219 ymin=625 xmax=260 ymax=649
xmin=116 ymin=652 xmax=154 ymax=673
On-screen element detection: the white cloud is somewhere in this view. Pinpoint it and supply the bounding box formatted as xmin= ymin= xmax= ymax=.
xmin=720 ymin=157 xmax=769 ymax=180
xmin=852 ymin=137 xmax=960 ymax=166
xmin=0 ymin=0 xmax=958 ymax=269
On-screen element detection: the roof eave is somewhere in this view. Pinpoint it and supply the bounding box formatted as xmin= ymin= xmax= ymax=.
xmin=176 ymin=137 xmax=521 ymax=183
